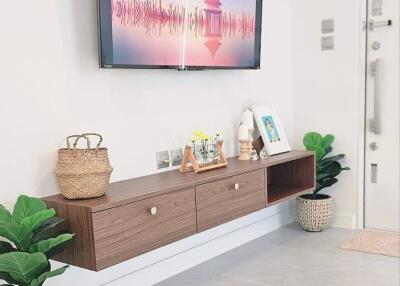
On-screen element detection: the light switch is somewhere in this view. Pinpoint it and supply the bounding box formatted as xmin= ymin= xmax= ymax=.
xmin=372 ymin=0 xmax=383 ymax=16
xmin=321 ymin=19 xmax=335 ymax=34
xmin=321 ymin=36 xmax=335 ymax=51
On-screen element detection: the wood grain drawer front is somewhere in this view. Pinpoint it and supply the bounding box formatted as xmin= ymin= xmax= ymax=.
xmin=92 ymin=188 xmax=197 ymax=270
xmin=196 ymin=169 xmax=266 ymax=232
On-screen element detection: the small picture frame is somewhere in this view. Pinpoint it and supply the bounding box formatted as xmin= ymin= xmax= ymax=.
xmin=251 ymin=105 xmax=291 ymax=155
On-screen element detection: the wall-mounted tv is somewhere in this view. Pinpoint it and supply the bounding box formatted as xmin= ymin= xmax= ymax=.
xmin=98 ymin=0 xmax=262 ymax=70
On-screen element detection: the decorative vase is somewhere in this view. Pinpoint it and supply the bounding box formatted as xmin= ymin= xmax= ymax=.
xmin=296 ymin=194 xmax=334 ymax=232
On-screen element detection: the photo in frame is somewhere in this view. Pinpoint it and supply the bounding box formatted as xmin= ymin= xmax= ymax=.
xmin=251 ymin=106 xmax=291 ymax=155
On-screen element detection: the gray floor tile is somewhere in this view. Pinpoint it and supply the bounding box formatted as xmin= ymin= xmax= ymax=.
xmin=156 ymin=223 xmax=400 ymax=286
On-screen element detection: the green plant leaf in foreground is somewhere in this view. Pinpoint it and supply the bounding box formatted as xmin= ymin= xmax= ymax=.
xmin=30 ymin=233 xmax=74 ymax=258
xmin=0 ymin=242 xmax=15 ymax=255
xmin=0 ymin=223 xmax=32 ymax=251
xmin=30 ymin=265 xmax=69 ymax=286
xmin=12 ymin=196 xmax=47 ymax=224
xmin=21 ymin=209 xmax=56 ymax=231
xmin=0 ymin=205 xmax=12 ymax=224
xmin=0 ymin=196 xmax=73 ymax=285
xmin=0 ymin=252 xmax=49 ymax=285
xmin=32 ymin=217 xmax=66 ymax=244
xmin=0 ymin=271 xmax=21 ymax=285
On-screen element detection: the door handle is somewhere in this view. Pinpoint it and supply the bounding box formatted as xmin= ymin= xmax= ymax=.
xmin=369 ymin=59 xmax=383 ymax=135
xmin=368 ymin=19 xmax=392 ymax=31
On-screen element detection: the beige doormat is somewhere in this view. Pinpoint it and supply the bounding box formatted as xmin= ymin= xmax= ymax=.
xmin=339 ymin=230 xmax=400 ymax=258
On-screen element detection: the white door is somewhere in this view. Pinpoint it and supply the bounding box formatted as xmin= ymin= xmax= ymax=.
xmin=364 ymin=0 xmax=400 ymax=232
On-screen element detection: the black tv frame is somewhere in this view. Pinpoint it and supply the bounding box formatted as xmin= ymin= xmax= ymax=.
xmin=97 ymin=0 xmax=262 ymax=70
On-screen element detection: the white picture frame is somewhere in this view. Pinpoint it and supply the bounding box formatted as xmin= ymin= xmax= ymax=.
xmin=251 ymin=105 xmax=291 ymax=155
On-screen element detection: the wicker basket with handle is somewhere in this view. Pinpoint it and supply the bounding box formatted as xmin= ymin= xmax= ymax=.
xmin=56 ymin=133 xmax=113 ymax=200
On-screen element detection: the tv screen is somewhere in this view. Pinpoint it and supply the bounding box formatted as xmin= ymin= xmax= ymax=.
xmin=98 ymin=0 xmax=262 ymax=70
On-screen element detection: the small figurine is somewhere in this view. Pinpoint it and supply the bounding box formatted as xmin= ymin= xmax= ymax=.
xmin=251 ymin=149 xmax=259 ymax=161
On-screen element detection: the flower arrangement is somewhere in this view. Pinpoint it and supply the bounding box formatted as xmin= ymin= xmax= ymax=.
xmin=191 ymin=131 xmax=221 ymax=164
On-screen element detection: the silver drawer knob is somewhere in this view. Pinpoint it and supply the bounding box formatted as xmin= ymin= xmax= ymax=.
xmin=149 ymin=206 xmax=158 ymax=215
xmin=234 ymin=183 xmax=240 ymax=190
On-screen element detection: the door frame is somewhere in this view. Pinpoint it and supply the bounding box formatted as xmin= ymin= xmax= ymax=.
xmin=356 ymin=0 xmax=368 ymax=229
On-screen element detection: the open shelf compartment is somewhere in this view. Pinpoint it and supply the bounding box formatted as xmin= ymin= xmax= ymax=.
xmin=266 ymin=154 xmax=315 ymax=205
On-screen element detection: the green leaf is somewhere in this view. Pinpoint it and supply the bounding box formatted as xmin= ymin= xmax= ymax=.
xmin=307 ymin=145 xmax=325 ymax=161
xmin=21 ymin=209 xmax=56 ymax=232
xmin=322 ymin=134 xmax=335 ymax=150
xmin=30 ymin=265 xmax=69 ymax=286
xmin=12 ymin=196 xmax=47 ymax=224
xmin=303 ymin=132 xmax=327 ymax=161
xmin=303 ymin=132 xmax=323 ymax=150
xmin=0 ymin=271 xmax=21 ymax=285
xmin=321 ymin=154 xmax=345 ymax=163
xmin=30 ymin=234 xmax=74 ymax=258
xmin=0 ymin=252 xmax=49 ymax=285
xmin=316 ymin=173 xmax=331 ymax=181
xmin=0 ymin=242 xmax=15 ymax=255
xmin=320 ymin=161 xmax=343 ymax=177
xmin=32 ymin=217 xmax=65 ymax=244
xmin=320 ymin=160 xmax=338 ymax=170
xmin=319 ymin=177 xmax=338 ymax=189
xmin=0 ymin=223 xmax=32 ymax=251
xmin=0 ymin=205 xmax=12 ymax=224
xmin=324 ymin=146 xmax=333 ymax=156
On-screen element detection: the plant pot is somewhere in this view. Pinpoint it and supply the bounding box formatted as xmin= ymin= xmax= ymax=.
xmin=296 ymin=194 xmax=334 ymax=232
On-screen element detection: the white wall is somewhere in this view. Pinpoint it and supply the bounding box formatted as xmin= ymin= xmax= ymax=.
xmin=291 ymin=0 xmax=365 ymax=228
xmin=0 ymin=0 xmax=295 ymax=285
xmin=0 ymin=0 xmax=293 ymax=203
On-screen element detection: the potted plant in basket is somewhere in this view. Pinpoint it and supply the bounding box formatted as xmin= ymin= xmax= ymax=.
xmin=0 ymin=195 xmax=74 ymax=286
xmin=296 ymin=132 xmax=350 ymax=232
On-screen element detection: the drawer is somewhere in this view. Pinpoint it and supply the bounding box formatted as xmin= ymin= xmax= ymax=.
xmin=196 ymin=169 xmax=266 ymax=232
xmin=92 ymin=188 xmax=197 ymax=270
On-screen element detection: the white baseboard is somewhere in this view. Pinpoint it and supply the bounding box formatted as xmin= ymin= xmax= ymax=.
xmin=48 ymin=201 xmax=295 ymax=286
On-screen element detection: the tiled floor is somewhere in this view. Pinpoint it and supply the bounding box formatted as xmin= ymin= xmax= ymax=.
xmin=156 ymin=223 xmax=400 ymax=286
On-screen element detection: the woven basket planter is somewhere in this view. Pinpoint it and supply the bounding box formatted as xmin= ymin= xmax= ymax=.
xmin=56 ymin=134 xmax=113 ymax=200
xmin=296 ymin=194 xmax=334 ymax=232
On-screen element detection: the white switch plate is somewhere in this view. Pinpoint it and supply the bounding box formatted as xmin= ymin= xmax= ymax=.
xmin=321 ymin=36 xmax=335 ymax=51
xmin=321 ymin=19 xmax=335 ymax=34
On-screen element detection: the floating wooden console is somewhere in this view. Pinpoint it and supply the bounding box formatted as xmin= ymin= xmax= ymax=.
xmin=43 ymin=150 xmax=315 ymax=271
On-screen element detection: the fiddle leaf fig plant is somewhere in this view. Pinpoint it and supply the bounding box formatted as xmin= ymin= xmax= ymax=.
xmin=0 ymin=195 xmax=74 ymax=286
xmin=304 ymin=132 xmax=350 ymax=199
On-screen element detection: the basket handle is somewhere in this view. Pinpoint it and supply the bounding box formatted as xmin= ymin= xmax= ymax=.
xmin=81 ymin=133 xmax=103 ymax=150
xmin=73 ymin=135 xmax=91 ymax=150
xmin=66 ymin=135 xmax=82 ymax=149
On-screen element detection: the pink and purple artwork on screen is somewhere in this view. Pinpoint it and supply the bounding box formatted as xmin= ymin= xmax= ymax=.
xmin=111 ymin=0 xmax=258 ymax=67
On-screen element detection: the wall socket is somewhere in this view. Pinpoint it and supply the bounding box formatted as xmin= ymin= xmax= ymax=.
xmin=156 ymin=151 xmax=170 ymax=169
xmin=171 ymin=148 xmax=183 ymax=166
